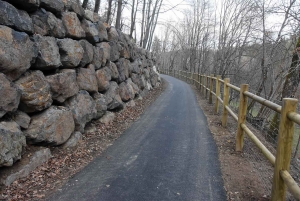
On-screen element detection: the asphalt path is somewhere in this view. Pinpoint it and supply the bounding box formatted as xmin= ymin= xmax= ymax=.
xmin=48 ymin=75 xmax=227 ymax=201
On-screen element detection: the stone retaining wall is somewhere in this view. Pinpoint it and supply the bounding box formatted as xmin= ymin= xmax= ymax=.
xmin=0 ymin=0 xmax=160 ymax=168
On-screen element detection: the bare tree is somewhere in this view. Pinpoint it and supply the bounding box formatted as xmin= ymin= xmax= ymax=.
xmin=82 ymin=0 xmax=89 ymax=9
xmin=115 ymin=0 xmax=122 ymax=29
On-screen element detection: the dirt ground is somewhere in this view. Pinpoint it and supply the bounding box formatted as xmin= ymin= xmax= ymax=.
xmin=192 ymin=84 xmax=276 ymax=201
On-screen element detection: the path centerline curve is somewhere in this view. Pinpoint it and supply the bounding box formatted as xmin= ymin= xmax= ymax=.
xmin=48 ymin=75 xmax=227 ymax=201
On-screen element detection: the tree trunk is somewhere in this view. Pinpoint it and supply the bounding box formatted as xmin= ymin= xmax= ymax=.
xmin=106 ymin=0 xmax=113 ymax=24
xmin=82 ymin=0 xmax=89 ymax=9
xmin=94 ymin=0 xmax=101 ymax=13
xmin=115 ymin=0 xmax=122 ymax=29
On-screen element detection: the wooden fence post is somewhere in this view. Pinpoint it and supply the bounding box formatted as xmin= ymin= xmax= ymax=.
xmin=271 ymin=98 xmax=298 ymax=201
xmin=215 ymin=75 xmax=221 ymax=113
xmin=202 ymin=75 xmax=206 ymax=96
xmin=222 ymin=78 xmax=230 ymax=127
xmin=209 ymin=75 xmax=214 ymax=104
xmin=198 ymin=74 xmax=200 ymax=88
xmin=205 ymin=75 xmax=209 ymax=98
xmin=236 ymin=84 xmax=249 ymax=152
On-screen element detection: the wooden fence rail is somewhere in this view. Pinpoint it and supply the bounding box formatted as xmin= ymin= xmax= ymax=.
xmin=160 ymin=69 xmax=300 ymax=201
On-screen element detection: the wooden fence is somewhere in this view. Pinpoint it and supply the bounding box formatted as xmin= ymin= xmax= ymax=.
xmin=160 ymin=69 xmax=300 ymax=200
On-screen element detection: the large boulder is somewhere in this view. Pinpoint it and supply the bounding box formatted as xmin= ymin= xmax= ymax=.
xmin=24 ymin=106 xmax=75 ymax=145
xmin=46 ymin=69 xmax=79 ymax=103
xmin=81 ymin=19 xmax=99 ymax=44
xmin=77 ymin=65 xmax=98 ymax=93
xmin=109 ymin=41 xmax=121 ymax=62
xmin=126 ymin=78 xmax=139 ymax=96
xmin=79 ymin=40 xmax=94 ymax=67
xmin=31 ymin=9 xmax=66 ymax=38
xmin=107 ymin=27 xmax=119 ymax=42
xmin=92 ymin=92 xmax=107 ymax=119
xmin=96 ymin=67 xmax=111 ymax=92
xmin=85 ymin=9 xmax=100 ymax=23
xmin=119 ymin=81 xmax=134 ymax=102
xmin=64 ymin=90 xmax=97 ymax=132
xmin=130 ymin=60 xmax=141 ymax=75
xmin=150 ymin=68 xmax=160 ymax=87
xmin=0 ymin=26 xmax=36 ymax=81
xmin=39 ymin=0 xmax=64 ymax=16
xmin=62 ymin=131 xmax=82 ymax=149
xmin=96 ymin=42 xmax=110 ymax=66
xmin=96 ymin=21 xmax=108 ymax=41
xmin=116 ymin=58 xmax=129 ymax=83
xmin=32 ymin=35 xmax=61 ymax=70
xmin=108 ymin=61 xmax=119 ymax=81
xmin=104 ymin=82 xmax=123 ymax=110
xmin=63 ymin=0 xmax=84 ymax=19
xmin=5 ymin=0 xmax=40 ymax=12
xmin=131 ymin=73 xmax=146 ymax=90
xmin=11 ymin=110 xmax=31 ymax=129
xmin=91 ymin=46 xmax=103 ymax=69
xmin=0 ymin=73 xmax=21 ymax=118
xmin=0 ymin=121 xmax=26 ymax=167
xmin=57 ymin=38 xmax=84 ymax=68
xmin=0 ymin=0 xmax=33 ymax=34
xmin=15 ymin=71 xmax=52 ymax=113
xmin=62 ymin=12 xmax=85 ymax=39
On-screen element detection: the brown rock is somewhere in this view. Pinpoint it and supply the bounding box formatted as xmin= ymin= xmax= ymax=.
xmin=104 ymin=81 xmax=124 ymax=110
xmin=11 ymin=110 xmax=31 ymax=129
xmin=79 ymin=39 xmax=94 ymax=67
xmin=0 ymin=25 xmax=36 ymax=80
xmin=96 ymin=67 xmax=111 ymax=92
xmin=107 ymin=27 xmax=119 ymax=42
xmin=62 ymin=12 xmax=85 ymax=39
xmin=46 ymin=69 xmax=79 ymax=103
xmin=0 ymin=121 xmax=26 ymax=167
xmin=64 ymin=90 xmax=97 ymax=132
xmin=116 ymin=58 xmax=129 ymax=83
xmin=57 ymin=38 xmax=84 ymax=68
xmin=77 ymin=65 xmax=98 ymax=93
xmin=119 ymin=81 xmax=134 ymax=102
xmin=40 ymin=0 xmax=64 ymax=16
xmin=92 ymin=92 xmax=107 ymax=119
xmin=0 ymin=73 xmax=21 ymax=118
xmin=81 ymin=19 xmax=99 ymax=44
xmin=108 ymin=61 xmax=119 ymax=81
xmin=62 ymin=131 xmax=82 ymax=149
xmin=24 ymin=106 xmax=75 ymax=145
xmin=91 ymin=46 xmax=103 ymax=69
xmin=96 ymin=21 xmax=108 ymax=41
xmin=96 ymin=42 xmax=110 ymax=66
xmin=15 ymin=71 xmax=52 ymax=113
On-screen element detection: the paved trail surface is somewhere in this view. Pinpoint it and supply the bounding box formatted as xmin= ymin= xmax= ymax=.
xmin=49 ymin=75 xmax=226 ymax=201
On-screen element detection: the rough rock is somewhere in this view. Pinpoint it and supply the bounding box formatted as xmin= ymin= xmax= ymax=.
xmin=40 ymin=0 xmax=64 ymax=15
xmin=11 ymin=111 xmax=31 ymax=129
xmin=92 ymin=46 xmax=103 ymax=69
xmin=15 ymin=71 xmax=52 ymax=113
xmin=131 ymin=73 xmax=146 ymax=90
xmin=0 ymin=148 xmax=51 ymax=186
xmin=0 ymin=25 xmax=36 ymax=80
xmin=99 ymin=111 xmax=115 ymax=125
xmin=31 ymin=9 xmax=49 ymax=36
xmin=105 ymin=82 xmax=123 ymax=110
xmin=96 ymin=67 xmax=111 ymax=92
xmin=92 ymin=92 xmax=107 ymax=119
xmin=81 ymin=19 xmax=99 ymax=44
xmin=79 ymin=40 xmax=94 ymax=67
xmin=126 ymin=78 xmax=139 ymax=96
xmin=6 ymin=0 xmax=40 ymax=12
xmin=150 ymin=68 xmax=160 ymax=87
xmin=24 ymin=106 xmax=75 ymax=145
xmin=107 ymin=27 xmax=119 ymax=42
xmin=64 ymin=90 xmax=97 ymax=132
xmin=57 ymin=38 xmax=84 ymax=68
xmin=0 ymin=121 xmax=26 ymax=167
xmin=96 ymin=42 xmax=110 ymax=66
xmin=130 ymin=60 xmax=141 ymax=75
xmin=77 ymin=65 xmax=98 ymax=93
xmin=126 ymin=100 xmax=135 ymax=107
xmin=146 ymin=81 xmax=153 ymax=90
xmin=0 ymin=0 xmax=34 ymax=34
xmin=62 ymin=131 xmax=82 ymax=149
xmin=96 ymin=21 xmax=108 ymax=41
xmin=108 ymin=62 xmax=119 ymax=81
xmin=0 ymin=73 xmax=21 ymax=118
xmin=47 ymin=11 xmax=66 ymax=38
xmin=143 ymin=68 xmax=150 ymax=79
xmin=119 ymin=81 xmax=134 ymax=102
xmin=109 ymin=41 xmax=121 ymax=62
xmin=85 ymin=9 xmax=100 ymax=23
xmin=120 ymin=42 xmax=130 ymax=59
xmin=32 ymin=35 xmax=61 ymax=70
xmin=116 ymin=58 xmax=129 ymax=83
xmin=46 ymin=69 xmax=79 ymax=103
xmin=62 ymin=12 xmax=85 ymax=39
xmin=63 ymin=0 xmax=84 ymax=19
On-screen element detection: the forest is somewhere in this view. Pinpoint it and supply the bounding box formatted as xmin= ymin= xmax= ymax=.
xmin=82 ymin=0 xmax=300 ymax=149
